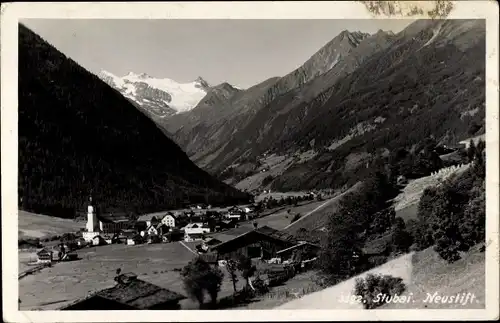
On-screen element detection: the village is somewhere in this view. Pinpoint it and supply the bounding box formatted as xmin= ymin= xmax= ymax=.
xmin=19 ymin=190 xmax=330 ymax=310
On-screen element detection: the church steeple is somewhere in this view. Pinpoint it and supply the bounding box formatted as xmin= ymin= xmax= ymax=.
xmin=86 ymin=194 xmax=98 ymax=232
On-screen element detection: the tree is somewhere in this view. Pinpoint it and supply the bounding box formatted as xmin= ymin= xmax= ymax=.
xmin=391 ymin=218 xmax=413 ymax=254
xmin=467 ymin=140 xmax=477 ymax=163
xmin=319 ymin=210 xmax=365 ymax=285
xmin=354 ymin=274 xmax=406 ymax=309
xmin=225 ymin=258 xmax=239 ymax=294
xmin=181 ymin=257 xmax=224 ymax=308
xmin=290 ymin=213 xmax=301 ymax=223
xmin=236 ymin=254 xmax=256 ymax=288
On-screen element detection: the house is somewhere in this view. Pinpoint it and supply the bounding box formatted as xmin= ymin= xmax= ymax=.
xmin=92 ymin=235 xmax=107 ymax=246
xmin=59 ymin=273 xmax=186 ymax=310
xmin=156 ymin=223 xmax=170 ymax=236
xmin=184 ymin=232 xmax=205 ymax=242
xmin=161 ymin=213 xmax=177 ymax=228
xmin=146 ymin=224 xmax=159 ymax=237
xmin=201 ymin=237 xmax=222 ymax=251
xmin=127 ymin=234 xmax=143 ymax=246
xmin=36 ymin=248 xmax=53 ymax=264
xmin=183 ymin=223 xmax=210 ymax=235
xmin=119 ymin=230 xmax=143 ymax=245
xmin=210 ymin=225 xmax=297 ymax=261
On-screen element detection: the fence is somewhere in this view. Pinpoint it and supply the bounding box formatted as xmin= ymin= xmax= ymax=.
xmin=265 ymin=284 xmax=322 ymax=300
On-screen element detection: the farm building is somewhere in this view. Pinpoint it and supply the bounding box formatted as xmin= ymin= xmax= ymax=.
xmin=59 ymin=273 xmax=186 ymax=310
xmin=36 ymin=248 xmax=53 ymax=264
xmin=136 ymin=214 xmax=160 ymax=228
xmin=198 ymin=253 xmax=218 ymax=265
xmin=210 ymin=225 xmax=297 ymax=261
xmin=202 ymin=237 xmax=221 ymax=251
xmin=275 ymin=241 xmax=320 ymax=263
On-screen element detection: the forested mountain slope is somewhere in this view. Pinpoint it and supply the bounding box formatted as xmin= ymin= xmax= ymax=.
xmin=18 ymin=24 xmax=251 ymax=218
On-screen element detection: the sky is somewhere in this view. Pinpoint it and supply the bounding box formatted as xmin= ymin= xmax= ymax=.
xmin=22 ymin=19 xmax=414 ymax=89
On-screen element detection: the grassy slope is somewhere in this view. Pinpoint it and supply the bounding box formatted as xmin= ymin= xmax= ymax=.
xmin=282 ymin=182 xmax=363 ymax=235
xmin=18 ymin=210 xmax=84 ymax=239
xmin=274 ymin=247 xmax=484 ymax=309
xmin=383 ymin=246 xmax=485 ymax=309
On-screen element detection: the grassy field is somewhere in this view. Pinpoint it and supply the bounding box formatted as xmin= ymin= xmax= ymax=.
xmin=18 ymin=210 xmax=85 ymax=239
xmin=383 ymin=246 xmax=485 ymax=309
xmin=18 ymin=241 xmax=248 ymax=310
xmin=240 ymin=271 xmax=323 ymax=309
xmin=282 ymin=182 xmax=362 ymax=235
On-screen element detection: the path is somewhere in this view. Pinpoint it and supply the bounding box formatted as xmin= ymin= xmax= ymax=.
xmin=276 ymin=252 xmax=414 ymax=309
xmin=178 ymin=241 xmax=198 ymax=255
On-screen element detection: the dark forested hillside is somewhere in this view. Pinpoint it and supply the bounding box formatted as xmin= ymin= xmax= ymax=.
xmin=18 ymin=24 xmax=251 ymax=218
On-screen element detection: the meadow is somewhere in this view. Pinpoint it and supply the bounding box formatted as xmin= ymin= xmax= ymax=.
xmin=18 ymin=241 xmax=249 ymax=310
xmin=18 ymin=210 xmax=84 ymax=239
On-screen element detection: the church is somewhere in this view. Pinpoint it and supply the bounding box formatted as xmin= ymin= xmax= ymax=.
xmin=82 ymin=196 xmax=131 ymax=242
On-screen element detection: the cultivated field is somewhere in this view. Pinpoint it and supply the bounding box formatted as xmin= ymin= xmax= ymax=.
xmin=18 ymin=210 xmax=85 ymax=239
xmin=18 ymin=242 xmax=247 ymax=310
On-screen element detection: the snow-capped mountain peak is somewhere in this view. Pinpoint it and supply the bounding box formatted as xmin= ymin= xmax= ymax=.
xmin=97 ymin=70 xmax=210 ymax=117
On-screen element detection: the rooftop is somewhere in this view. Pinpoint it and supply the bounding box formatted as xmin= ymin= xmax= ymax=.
xmin=60 ymin=273 xmax=186 ymax=310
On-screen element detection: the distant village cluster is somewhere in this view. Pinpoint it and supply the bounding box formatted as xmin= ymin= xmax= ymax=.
xmin=29 ymin=192 xmax=322 ymax=266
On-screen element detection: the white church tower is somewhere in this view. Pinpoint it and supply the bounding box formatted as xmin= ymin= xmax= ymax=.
xmin=83 ymin=195 xmax=101 ymax=242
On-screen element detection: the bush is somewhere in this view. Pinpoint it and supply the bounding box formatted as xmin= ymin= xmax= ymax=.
xmin=290 ymin=213 xmax=301 ymax=224
xmin=181 ymin=257 xmax=224 ymax=308
xmin=262 ymin=175 xmax=274 ymax=186
xmin=354 ymin=274 xmax=406 ymax=309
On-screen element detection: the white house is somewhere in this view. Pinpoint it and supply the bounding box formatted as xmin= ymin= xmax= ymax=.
xmin=183 ymin=223 xmax=210 ymax=234
xmin=146 ymin=224 xmax=159 ymax=237
xmin=161 ymin=213 xmax=176 ymax=228
xmin=183 ymin=223 xmax=210 ymax=242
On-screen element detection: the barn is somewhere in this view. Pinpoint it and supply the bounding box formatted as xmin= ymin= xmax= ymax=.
xmin=210 ymin=225 xmax=297 ymax=261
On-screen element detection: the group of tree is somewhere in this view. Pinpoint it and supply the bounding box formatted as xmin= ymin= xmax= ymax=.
xmin=410 ymin=139 xmax=485 ymax=262
xmin=256 ymin=194 xmax=315 ymax=211
xmin=181 ymin=254 xmax=256 ymax=309
xmin=317 ymin=168 xmax=401 ymax=285
xmin=180 ymin=257 xmax=225 ymax=309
